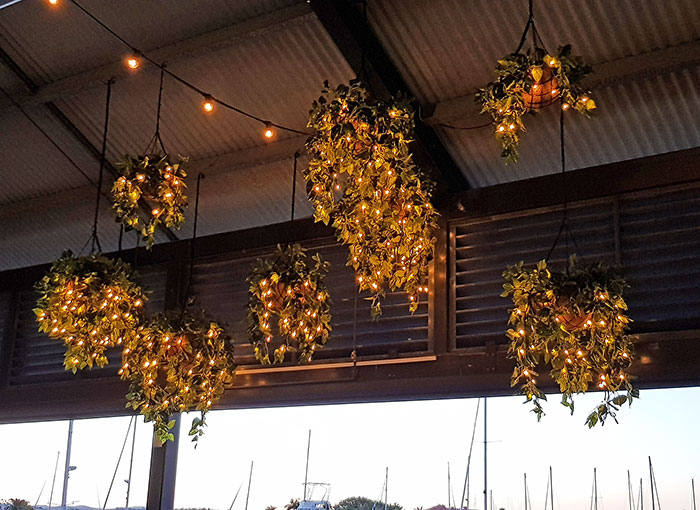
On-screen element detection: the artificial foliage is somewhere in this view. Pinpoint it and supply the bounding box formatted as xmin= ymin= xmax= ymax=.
xmin=112 ymin=154 xmax=188 ymax=248
xmin=476 ymin=44 xmax=596 ymax=163
xmin=305 ymin=81 xmax=439 ymax=316
xmin=247 ymin=244 xmax=332 ymax=364
xmin=502 ymin=257 xmax=637 ymax=427
xmin=120 ymin=306 xmax=235 ymax=444
xmin=34 ymin=251 xmax=146 ymax=372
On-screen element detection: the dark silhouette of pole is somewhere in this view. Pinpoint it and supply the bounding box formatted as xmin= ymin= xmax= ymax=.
xmin=549 ymin=466 xmax=554 ymax=510
xmin=692 ymin=478 xmax=696 ymax=510
xmin=304 ymin=430 xmax=311 ymax=501
xmin=594 ymin=467 xmax=598 ymax=510
xmin=61 ymin=420 xmax=74 ymax=510
xmin=384 ymin=467 xmax=388 ymax=510
xmin=48 ymin=451 xmax=60 ymax=510
xmin=649 ymin=457 xmax=656 ymax=510
xmin=524 ymin=473 xmax=528 ymax=510
xmin=125 ymin=417 xmax=137 ymax=510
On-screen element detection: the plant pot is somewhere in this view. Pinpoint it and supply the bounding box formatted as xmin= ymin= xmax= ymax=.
xmin=521 ymin=67 xmax=559 ymax=110
xmin=557 ymin=312 xmax=593 ymax=331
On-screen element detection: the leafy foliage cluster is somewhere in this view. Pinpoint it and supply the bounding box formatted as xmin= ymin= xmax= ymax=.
xmin=112 ymin=154 xmax=188 ymax=248
xmin=305 ymin=81 xmax=439 ymax=316
xmin=335 ymin=496 xmax=402 ymax=510
xmin=34 ymin=251 xmax=146 ymax=372
xmin=502 ymin=257 xmax=637 ymax=427
xmin=247 ymin=244 xmax=332 ymax=364
xmin=120 ymin=306 xmax=235 ymax=444
xmin=476 ymin=45 xmax=596 ymax=163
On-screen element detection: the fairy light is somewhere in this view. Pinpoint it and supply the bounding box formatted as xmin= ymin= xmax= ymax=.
xmin=126 ymin=55 xmax=140 ymax=70
xmin=202 ymin=95 xmax=215 ymax=113
xmin=263 ymin=121 xmax=275 ymax=140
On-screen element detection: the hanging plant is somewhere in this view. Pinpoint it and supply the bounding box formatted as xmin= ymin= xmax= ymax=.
xmin=247 ymin=244 xmax=332 ymax=365
xmin=112 ymin=154 xmax=188 ymax=248
xmin=34 ymin=251 xmax=146 ymax=372
xmin=305 ymin=81 xmax=439 ymax=316
xmin=120 ymin=306 xmax=235 ymax=444
xmin=502 ymin=257 xmax=638 ymax=427
xmin=476 ymin=45 xmax=596 ymax=163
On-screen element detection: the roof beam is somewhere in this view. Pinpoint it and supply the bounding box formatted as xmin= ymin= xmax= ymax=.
xmin=0 ymin=3 xmax=313 ymax=113
xmin=308 ymin=0 xmax=470 ymax=193
xmin=425 ymin=38 xmax=700 ymax=126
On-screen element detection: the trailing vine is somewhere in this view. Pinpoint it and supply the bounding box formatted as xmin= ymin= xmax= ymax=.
xmin=305 ymin=81 xmax=439 ymax=316
xmin=120 ymin=306 xmax=235 ymax=444
xmin=247 ymin=244 xmax=332 ymax=364
xmin=476 ymin=45 xmax=596 ymax=163
xmin=112 ymin=154 xmax=188 ymax=248
xmin=502 ymin=257 xmax=637 ymax=427
xmin=34 ymin=251 xmax=146 ymax=372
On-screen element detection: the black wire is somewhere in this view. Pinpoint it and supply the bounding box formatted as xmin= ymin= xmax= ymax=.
xmin=291 ymin=152 xmax=299 ymax=221
xmin=352 ymin=282 xmax=358 ymax=371
xmin=438 ymin=122 xmax=492 ymax=131
xmin=514 ymin=0 xmax=534 ymax=54
xmin=185 ymin=172 xmax=205 ymax=309
xmin=67 ymin=0 xmax=309 ymax=137
xmin=118 ymin=223 xmax=124 ymax=255
xmin=91 ymin=79 xmax=113 ymax=254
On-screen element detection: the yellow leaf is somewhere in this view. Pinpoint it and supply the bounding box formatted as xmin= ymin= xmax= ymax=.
xmin=586 ymin=99 xmax=597 ymax=110
xmin=530 ymin=66 xmax=543 ymax=83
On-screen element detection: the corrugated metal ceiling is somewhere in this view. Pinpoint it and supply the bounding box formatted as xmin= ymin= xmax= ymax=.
xmin=0 ymin=0 xmax=699 ymax=270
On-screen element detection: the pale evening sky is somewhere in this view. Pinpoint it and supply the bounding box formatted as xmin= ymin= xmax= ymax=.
xmin=1 ymin=387 xmax=699 ymax=510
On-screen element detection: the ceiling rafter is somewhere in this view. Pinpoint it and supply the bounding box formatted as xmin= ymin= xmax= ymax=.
xmin=308 ymin=0 xmax=470 ymax=194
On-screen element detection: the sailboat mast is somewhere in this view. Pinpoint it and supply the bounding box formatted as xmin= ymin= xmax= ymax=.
xmin=549 ymin=466 xmax=554 ymax=510
xmin=448 ymin=462 xmax=451 ymax=509
xmin=483 ymin=398 xmax=487 ymax=510
xmin=61 ymin=420 xmax=74 ymax=510
xmin=384 ymin=467 xmax=388 ymax=510
xmin=48 ymin=451 xmax=60 ymax=510
xmin=244 ymin=461 xmax=254 ymax=510
xmin=461 ymin=398 xmax=480 ymax=510
xmin=640 ymin=478 xmax=644 ymax=510
xmin=125 ymin=418 xmax=137 ymax=510
xmin=649 ymin=457 xmax=656 ymax=510
xmin=523 ymin=473 xmax=527 ymax=510
xmin=628 ymin=470 xmax=633 ymax=510
xmin=692 ymin=478 xmax=696 ymax=510
xmin=593 ymin=467 xmax=598 ymax=510
xmin=304 ymin=430 xmax=311 ymax=501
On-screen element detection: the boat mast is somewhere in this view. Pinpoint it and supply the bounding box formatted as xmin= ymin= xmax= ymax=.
xmin=648 ymin=457 xmax=656 ymax=510
xmin=593 ymin=467 xmax=598 ymax=510
xmin=628 ymin=470 xmax=633 ymax=510
xmin=244 ymin=461 xmax=254 ymax=510
xmin=61 ymin=420 xmax=74 ymax=510
xmin=640 ymin=478 xmax=644 ymax=510
xmin=448 ymin=462 xmax=452 ymax=509
xmin=48 ymin=451 xmax=60 ymax=510
xmin=460 ymin=398 xmax=480 ymax=510
xmin=483 ymin=398 xmax=487 ymax=510
xmin=384 ymin=467 xmax=388 ymax=510
xmin=523 ymin=473 xmax=527 ymax=510
xmin=304 ymin=430 xmax=311 ymax=501
xmin=549 ymin=466 xmax=554 ymax=510
xmin=692 ymin=478 xmax=697 ymax=510
xmin=125 ymin=418 xmax=137 ymax=510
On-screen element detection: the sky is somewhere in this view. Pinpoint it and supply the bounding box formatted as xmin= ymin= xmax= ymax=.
xmin=1 ymin=387 xmax=699 ymax=510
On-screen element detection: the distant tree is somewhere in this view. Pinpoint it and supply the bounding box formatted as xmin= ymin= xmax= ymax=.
xmin=266 ymin=506 xmax=277 ymax=510
xmin=285 ymin=500 xmax=300 ymax=510
xmin=335 ymin=497 xmax=401 ymax=510
xmin=1 ymin=500 xmax=33 ymax=510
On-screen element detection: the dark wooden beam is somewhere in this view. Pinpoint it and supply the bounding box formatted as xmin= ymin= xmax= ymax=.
xmin=309 ymin=0 xmax=470 ymax=194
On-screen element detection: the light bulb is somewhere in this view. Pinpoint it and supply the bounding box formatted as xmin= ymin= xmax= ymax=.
xmin=202 ymin=95 xmax=215 ymax=113
xmin=126 ymin=56 xmax=140 ymax=70
xmin=263 ymin=121 xmax=274 ymax=140
xmin=48 ymin=0 xmax=59 ymax=4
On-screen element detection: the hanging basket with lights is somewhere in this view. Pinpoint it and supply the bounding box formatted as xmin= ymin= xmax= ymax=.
xmin=34 ymin=250 xmax=147 ymax=372
xmin=305 ymin=81 xmax=439 ymax=317
xmin=502 ymin=257 xmax=638 ymax=427
xmin=247 ymin=244 xmax=332 ymax=365
xmin=120 ymin=305 xmax=235 ymax=444
xmin=476 ymin=45 xmax=596 ymax=163
xmin=112 ymin=154 xmax=188 ymax=248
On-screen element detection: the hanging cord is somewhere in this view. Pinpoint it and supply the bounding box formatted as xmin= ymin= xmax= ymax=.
xmin=67 ymin=0 xmax=307 ymax=136
xmin=117 ymin=224 xmax=124 ymax=255
xmin=351 ymin=281 xmax=358 ymax=373
xmin=144 ymin=66 xmax=168 ymax=155
xmin=291 ymin=152 xmax=299 ymax=221
xmin=184 ymin=173 xmax=205 ymax=311
xmin=545 ymin=102 xmax=580 ymax=264
xmin=514 ymin=0 xmax=547 ymax=54
xmin=89 ymin=78 xmax=114 ymax=255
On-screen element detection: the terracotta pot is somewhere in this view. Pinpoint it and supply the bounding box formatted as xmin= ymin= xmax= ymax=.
xmin=521 ymin=67 xmax=560 ymax=110
xmin=557 ymin=312 xmax=593 ymax=331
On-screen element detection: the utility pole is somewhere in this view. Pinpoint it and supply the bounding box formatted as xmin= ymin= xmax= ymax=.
xmin=61 ymin=420 xmax=74 ymax=510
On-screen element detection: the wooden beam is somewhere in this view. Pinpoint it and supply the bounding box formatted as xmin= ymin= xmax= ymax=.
xmin=309 ymin=0 xmax=470 ymax=193
xmin=425 ymin=39 xmax=700 ymax=126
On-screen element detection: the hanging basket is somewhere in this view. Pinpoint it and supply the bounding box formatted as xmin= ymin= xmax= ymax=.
xmin=34 ymin=251 xmax=146 ymax=372
xmin=247 ymin=244 xmax=332 ymax=365
xmin=112 ymin=154 xmax=188 ymax=249
xmin=305 ymin=81 xmax=438 ymax=316
xmin=520 ymin=66 xmax=559 ymax=110
xmin=501 ymin=257 xmax=638 ymax=427
xmin=120 ymin=306 xmax=235 ymax=444
xmin=476 ymin=45 xmax=596 ymax=163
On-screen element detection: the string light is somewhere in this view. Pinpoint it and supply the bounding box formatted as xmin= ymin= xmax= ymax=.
xmin=263 ymin=121 xmax=275 ymax=140
xmin=126 ymin=55 xmax=140 ymax=70
xmin=202 ymin=95 xmax=215 ymax=113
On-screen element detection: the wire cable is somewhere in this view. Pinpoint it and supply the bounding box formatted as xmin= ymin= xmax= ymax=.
xmin=90 ymin=78 xmax=113 ymax=254
xmin=68 ymin=0 xmax=309 ymax=136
